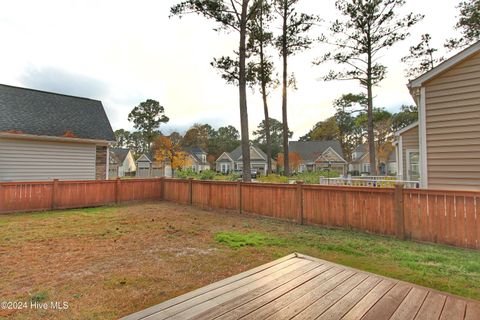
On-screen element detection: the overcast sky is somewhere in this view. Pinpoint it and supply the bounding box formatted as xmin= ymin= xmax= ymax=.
xmin=0 ymin=0 xmax=461 ymax=139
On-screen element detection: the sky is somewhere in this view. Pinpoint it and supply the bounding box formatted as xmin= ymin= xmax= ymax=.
xmin=0 ymin=0 xmax=461 ymax=139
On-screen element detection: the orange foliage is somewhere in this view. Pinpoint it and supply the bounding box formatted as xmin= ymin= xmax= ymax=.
xmin=153 ymin=136 xmax=192 ymax=170
xmin=277 ymin=152 xmax=303 ymax=171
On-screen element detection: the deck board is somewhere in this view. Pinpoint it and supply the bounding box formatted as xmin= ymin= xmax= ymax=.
xmin=121 ymin=253 xmax=480 ymax=320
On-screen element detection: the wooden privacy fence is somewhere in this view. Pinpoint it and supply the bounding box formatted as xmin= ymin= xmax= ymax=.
xmin=161 ymin=179 xmax=479 ymax=250
xmin=0 ymin=178 xmax=163 ymax=213
xmin=0 ymin=178 xmax=479 ymax=250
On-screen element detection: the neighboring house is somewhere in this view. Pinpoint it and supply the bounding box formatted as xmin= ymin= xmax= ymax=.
xmin=288 ymin=140 xmax=348 ymax=175
xmin=215 ymin=145 xmax=276 ymax=174
xmin=0 ymin=84 xmax=115 ymax=181
xmin=398 ymin=40 xmax=480 ymax=190
xmin=395 ymin=122 xmax=420 ymax=182
xmin=110 ymin=148 xmax=137 ymax=177
xmin=136 ymin=153 xmax=168 ymax=178
xmin=183 ymin=147 xmax=210 ymax=172
xmin=349 ymin=144 xmax=397 ymax=176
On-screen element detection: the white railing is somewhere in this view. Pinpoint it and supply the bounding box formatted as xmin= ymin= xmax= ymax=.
xmin=319 ymin=177 xmax=420 ymax=189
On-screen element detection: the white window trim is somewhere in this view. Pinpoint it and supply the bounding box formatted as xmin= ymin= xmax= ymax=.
xmin=406 ymin=148 xmax=420 ymax=181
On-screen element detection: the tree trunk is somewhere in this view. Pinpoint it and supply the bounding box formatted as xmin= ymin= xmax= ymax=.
xmin=239 ymin=0 xmax=252 ymax=182
xmin=281 ymin=2 xmax=290 ymax=176
xmin=259 ymin=7 xmax=272 ymax=176
xmin=366 ymin=48 xmax=377 ymax=176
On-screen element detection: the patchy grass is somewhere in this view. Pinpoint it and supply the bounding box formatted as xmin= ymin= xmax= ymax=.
xmin=214 ymin=231 xmax=286 ymax=248
xmin=0 ymin=202 xmax=479 ymax=320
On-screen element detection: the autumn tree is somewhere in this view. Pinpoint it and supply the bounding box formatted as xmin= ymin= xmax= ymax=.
xmin=277 ymin=152 xmax=302 ymax=172
xmin=446 ymin=0 xmax=480 ymax=49
xmin=128 ymin=99 xmax=169 ymax=152
xmin=402 ymin=34 xmax=443 ymax=79
xmin=253 ymin=118 xmax=292 ymax=159
xmin=171 ymin=0 xmax=263 ymax=182
xmin=153 ymin=133 xmax=191 ymax=174
xmin=316 ymin=0 xmax=423 ymax=175
xmin=274 ymin=0 xmax=318 ymax=176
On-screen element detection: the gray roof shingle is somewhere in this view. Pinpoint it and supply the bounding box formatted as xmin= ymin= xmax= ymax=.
xmin=289 ymin=140 xmax=345 ymax=162
xmin=110 ymin=147 xmax=130 ymax=163
xmin=0 ymin=84 xmax=115 ymax=141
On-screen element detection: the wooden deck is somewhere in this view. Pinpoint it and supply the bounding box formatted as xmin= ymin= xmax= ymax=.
xmin=122 ymin=253 xmax=480 ymax=320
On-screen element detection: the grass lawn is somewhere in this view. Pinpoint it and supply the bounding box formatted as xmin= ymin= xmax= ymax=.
xmin=0 ymin=202 xmax=479 ymax=319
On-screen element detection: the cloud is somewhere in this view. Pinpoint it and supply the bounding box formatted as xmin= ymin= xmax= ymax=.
xmin=20 ymin=66 xmax=109 ymax=100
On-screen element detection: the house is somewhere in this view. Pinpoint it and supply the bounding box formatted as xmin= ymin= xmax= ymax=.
xmin=288 ymin=140 xmax=348 ymax=174
xmin=349 ymin=144 xmax=397 ymax=176
xmin=0 ymin=84 xmax=115 ymax=181
xmin=215 ymin=145 xmax=276 ymax=174
xmin=136 ymin=153 xmax=168 ymax=178
xmin=110 ymin=148 xmax=137 ymax=177
xmin=397 ymin=40 xmax=480 ymax=190
xmin=183 ymin=147 xmax=210 ymax=172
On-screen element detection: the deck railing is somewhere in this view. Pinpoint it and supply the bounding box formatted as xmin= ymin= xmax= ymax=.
xmin=319 ymin=177 xmax=420 ymax=189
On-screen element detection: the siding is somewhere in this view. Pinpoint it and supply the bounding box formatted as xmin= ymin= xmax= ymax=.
xmin=424 ymin=51 xmax=480 ymax=190
xmin=0 ymin=138 xmax=96 ymax=181
xmin=401 ymin=126 xmax=419 ymax=181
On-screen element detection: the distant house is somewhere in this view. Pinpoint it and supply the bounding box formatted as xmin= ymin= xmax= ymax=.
xmin=397 ymin=40 xmax=480 ymax=190
xmin=215 ymin=145 xmax=276 ymax=174
xmin=136 ymin=153 xmax=167 ymax=178
xmin=0 ymin=84 xmax=115 ymax=181
xmin=183 ymin=147 xmax=210 ymax=172
xmin=349 ymin=144 xmax=397 ymax=176
xmin=288 ymin=140 xmax=347 ymax=174
xmin=110 ymin=148 xmax=136 ymax=177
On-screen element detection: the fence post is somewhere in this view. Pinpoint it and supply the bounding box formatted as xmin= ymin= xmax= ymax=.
xmin=159 ymin=177 xmax=165 ymax=200
xmin=51 ymin=179 xmax=59 ymax=210
xmin=188 ymin=178 xmax=193 ymax=205
xmin=296 ymin=181 xmax=304 ymax=225
xmin=395 ymin=182 xmax=405 ymax=240
xmin=115 ymin=178 xmax=121 ymax=204
xmin=237 ymin=181 xmax=242 ymax=214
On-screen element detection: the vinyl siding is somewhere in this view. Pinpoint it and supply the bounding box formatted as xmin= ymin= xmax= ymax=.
xmin=0 ymin=138 xmax=96 ymax=181
xmin=424 ymin=51 xmax=480 ymax=190
xmin=401 ymin=126 xmax=419 ymax=181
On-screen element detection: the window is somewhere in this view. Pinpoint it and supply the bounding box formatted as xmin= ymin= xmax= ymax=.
xmin=407 ymin=150 xmax=420 ymax=181
xmin=363 ymin=163 xmax=370 ymax=173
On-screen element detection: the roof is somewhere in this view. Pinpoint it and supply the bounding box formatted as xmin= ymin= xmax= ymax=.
xmin=289 ymin=140 xmax=344 ymax=162
xmin=395 ymin=121 xmax=419 ymax=136
xmin=184 ymin=146 xmax=208 ymax=164
xmin=408 ymin=40 xmax=480 ymax=88
xmin=110 ymin=148 xmax=130 ymax=164
xmin=122 ymin=253 xmax=479 ymax=320
xmin=0 ymin=84 xmax=115 ymax=141
xmin=184 ymin=146 xmax=206 ymax=155
xmin=353 ymin=144 xmax=367 ymax=154
xmin=227 ymin=145 xmax=267 ymax=161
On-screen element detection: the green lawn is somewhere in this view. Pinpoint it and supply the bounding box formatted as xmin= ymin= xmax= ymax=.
xmin=0 ymin=202 xmax=478 ymax=319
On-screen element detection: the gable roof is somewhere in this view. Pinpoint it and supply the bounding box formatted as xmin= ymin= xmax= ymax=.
xmin=110 ymin=147 xmax=130 ymax=163
xmin=0 ymin=84 xmax=115 ymax=141
xmin=289 ymin=140 xmax=344 ymax=162
xmin=184 ymin=146 xmax=206 ymax=155
xmin=353 ymin=144 xmax=367 ymax=154
xmin=228 ymin=145 xmax=268 ymax=161
xmin=395 ymin=121 xmax=419 ymax=136
xmin=408 ymin=40 xmax=480 ymax=88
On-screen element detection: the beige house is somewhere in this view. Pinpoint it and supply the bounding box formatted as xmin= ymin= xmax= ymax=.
xmin=289 ymin=140 xmax=348 ymax=174
xmin=215 ymin=145 xmax=276 ymax=175
xmin=349 ymin=144 xmax=397 ymax=176
xmin=397 ymin=40 xmax=480 ymax=190
xmin=110 ymin=148 xmax=137 ymax=177
xmin=0 ymin=84 xmax=115 ymax=182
